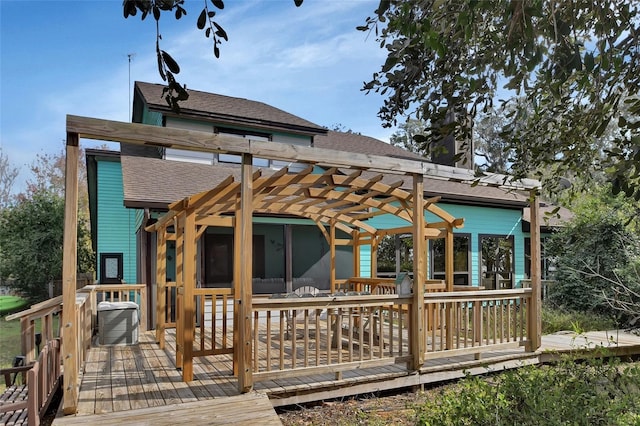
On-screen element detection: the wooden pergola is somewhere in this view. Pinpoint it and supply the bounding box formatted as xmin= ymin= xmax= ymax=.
xmin=61 ymin=115 xmax=542 ymax=413
xmin=143 ymin=163 xmax=466 ymax=387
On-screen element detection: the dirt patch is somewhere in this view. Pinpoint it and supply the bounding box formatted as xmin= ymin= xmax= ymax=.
xmin=277 ymin=388 xmax=439 ymax=426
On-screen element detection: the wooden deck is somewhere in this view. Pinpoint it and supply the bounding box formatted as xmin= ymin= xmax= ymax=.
xmin=53 ymin=328 xmax=640 ymax=424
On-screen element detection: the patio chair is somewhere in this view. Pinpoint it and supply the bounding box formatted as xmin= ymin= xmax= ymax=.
xmin=286 ymin=286 xmax=322 ymax=339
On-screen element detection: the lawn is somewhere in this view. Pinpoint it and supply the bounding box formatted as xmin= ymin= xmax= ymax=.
xmin=0 ymin=295 xmax=28 ymax=316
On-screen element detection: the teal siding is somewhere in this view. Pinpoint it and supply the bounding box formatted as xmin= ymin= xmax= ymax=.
xmin=96 ymin=161 xmax=139 ymax=283
xmin=141 ymin=109 xmax=162 ymax=126
xmin=367 ymin=203 xmax=526 ymax=287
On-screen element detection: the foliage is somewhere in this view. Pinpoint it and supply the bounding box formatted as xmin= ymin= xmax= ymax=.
xmin=123 ymin=0 xmax=304 ymax=110
xmin=377 ymin=235 xmax=413 ymax=272
xmin=0 ymin=147 xmax=19 ymax=209
xmin=0 ymin=189 xmax=94 ymax=302
xmin=473 ymin=109 xmax=513 ymax=174
xmin=360 ymin=1 xmax=640 ymax=199
xmin=545 ymin=187 xmax=640 ymax=327
xmin=541 ymin=307 xmax=615 ymax=335
xmin=414 ymin=357 xmax=640 ymax=426
xmin=389 ymin=118 xmax=428 ymax=154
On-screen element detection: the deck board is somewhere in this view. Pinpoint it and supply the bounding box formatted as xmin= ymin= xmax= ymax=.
xmin=55 ymin=328 xmax=640 ymax=423
xmin=54 ymin=392 xmax=280 ymax=426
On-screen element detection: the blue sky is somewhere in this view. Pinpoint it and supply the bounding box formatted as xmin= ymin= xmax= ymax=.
xmin=1 ymin=0 xmax=393 ymax=193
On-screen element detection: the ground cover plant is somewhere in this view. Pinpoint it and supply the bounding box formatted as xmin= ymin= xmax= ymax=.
xmin=414 ymin=356 xmax=640 ymax=426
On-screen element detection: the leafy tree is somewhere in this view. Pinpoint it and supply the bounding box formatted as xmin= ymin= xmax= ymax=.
xmin=546 ymin=187 xmax=640 ymax=326
xmin=473 ymin=109 xmax=513 ymax=174
xmin=360 ymin=1 xmax=640 ymax=199
xmin=377 ymin=235 xmax=413 ymax=273
xmin=0 ymin=147 xmax=19 ymax=209
xmin=123 ymin=0 xmax=303 ymax=109
xmin=0 ymin=189 xmax=94 ymax=302
xmin=389 ymin=118 xmax=427 ymax=154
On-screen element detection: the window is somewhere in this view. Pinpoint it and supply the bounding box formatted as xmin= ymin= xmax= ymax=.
xmin=100 ymin=253 xmax=123 ymax=284
xmin=479 ymin=235 xmax=514 ymax=289
xmin=525 ymin=237 xmax=555 ymax=280
xmin=430 ymin=234 xmax=471 ymax=285
xmin=163 ymin=126 xmax=272 ymax=166
xmin=203 ymin=234 xmax=265 ymax=286
xmin=216 ymin=127 xmax=271 ymax=166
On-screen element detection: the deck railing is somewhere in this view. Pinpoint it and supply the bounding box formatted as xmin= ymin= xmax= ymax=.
xmin=0 ymin=339 xmax=61 ymax=426
xmin=6 ymin=297 xmax=63 ymax=364
xmin=251 ymin=294 xmax=412 ymax=380
xmin=422 ymin=288 xmax=532 ymax=359
xmin=191 ymin=288 xmax=234 ymax=357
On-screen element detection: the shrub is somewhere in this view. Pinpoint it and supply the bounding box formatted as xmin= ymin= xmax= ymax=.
xmin=414 ymin=357 xmax=640 ymax=425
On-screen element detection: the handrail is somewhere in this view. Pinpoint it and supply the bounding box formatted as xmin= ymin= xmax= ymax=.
xmin=0 ymin=338 xmax=61 ymax=426
xmin=4 ymin=297 xmax=63 ymax=364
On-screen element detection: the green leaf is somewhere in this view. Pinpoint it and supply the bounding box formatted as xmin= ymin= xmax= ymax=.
xmin=197 ymin=9 xmax=206 ymax=30
xmin=211 ymin=0 xmax=224 ymax=9
xmin=584 ymin=52 xmax=594 ymax=72
xmin=294 ymin=0 xmax=303 ymax=6
xmin=161 ymin=50 xmax=180 ymax=74
xmin=214 ymin=22 xmax=228 ymax=41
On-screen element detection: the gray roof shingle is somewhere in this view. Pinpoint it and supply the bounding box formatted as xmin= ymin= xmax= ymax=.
xmin=135 ymin=81 xmax=327 ymax=135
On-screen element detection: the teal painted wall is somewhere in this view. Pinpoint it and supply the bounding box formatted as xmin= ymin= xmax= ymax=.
xmin=141 ymin=109 xmax=162 ymax=126
xmin=366 ymin=203 xmax=526 ymax=287
xmin=96 ymin=160 xmax=139 ymax=283
xmin=438 ymin=203 xmax=525 ymax=287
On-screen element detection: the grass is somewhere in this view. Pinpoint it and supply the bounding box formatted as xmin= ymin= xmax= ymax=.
xmin=0 ymin=295 xmax=28 ymax=316
xmin=0 ymin=316 xmax=22 ymax=369
xmin=541 ymin=306 xmax=616 ymax=334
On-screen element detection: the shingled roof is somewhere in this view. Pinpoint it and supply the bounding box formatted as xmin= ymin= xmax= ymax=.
xmin=134 ymin=81 xmax=327 ymax=136
xmin=118 ymin=133 xmax=528 ymax=209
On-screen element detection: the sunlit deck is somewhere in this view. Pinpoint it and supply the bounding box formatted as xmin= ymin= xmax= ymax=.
xmin=52 ymin=327 xmax=640 ymax=423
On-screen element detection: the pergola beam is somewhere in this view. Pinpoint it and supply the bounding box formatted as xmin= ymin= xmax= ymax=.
xmin=67 ymin=115 xmax=541 ymax=189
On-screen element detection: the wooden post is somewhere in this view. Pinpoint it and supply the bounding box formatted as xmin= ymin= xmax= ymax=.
xmin=284 ymin=224 xmax=293 ymax=293
xmin=330 ymin=220 xmax=336 ymax=293
xmin=352 ymin=231 xmax=360 ymax=279
xmin=371 ymin=234 xmax=378 ymax=279
xmin=445 ymin=226 xmax=454 ymax=349
xmin=62 ymin=136 xmax=79 ymax=414
xmin=395 ymin=235 xmax=401 ymax=276
xmin=237 ymin=154 xmax=254 ymax=393
xmin=182 ymin=208 xmax=196 ymax=381
xmin=527 ymin=190 xmax=542 ymax=351
xmin=156 ymin=229 xmax=166 ymax=345
xmin=175 ymin=215 xmax=184 ymax=369
xmin=410 ymin=173 xmax=426 ymax=370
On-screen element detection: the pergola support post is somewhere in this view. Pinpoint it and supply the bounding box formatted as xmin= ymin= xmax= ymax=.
xmin=181 ymin=208 xmax=196 ymax=381
xmin=330 ymin=220 xmax=336 ymax=293
xmin=370 ymin=235 xmax=378 ymax=278
xmin=62 ymin=134 xmax=79 ymax=414
xmin=410 ymin=174 xmax=426 ymax=370
xmin=175 ymin=215 xmax=184 ymax=369
xmin=527 ymin=190 xmax=542 ymax=351
xmin=445 ymin=225 xmax=454 ymax=349
xmin=352 ymin=231 xmax=360 ymax=279
xmin=237 ymin=154 xmax=254 ymax=392
xmin=284 ymin=224 xmax=293 ymax=293
xmin=156 ymin=229 xmax=167 ymax=346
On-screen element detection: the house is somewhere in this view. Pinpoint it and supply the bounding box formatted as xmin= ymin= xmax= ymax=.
xmin=86 ymin=82 xmax=563 ymax=323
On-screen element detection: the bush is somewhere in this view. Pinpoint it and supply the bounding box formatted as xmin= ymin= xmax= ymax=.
xmin=414 ymin=357 xmax=640 ymax=425
xmin=545 ymin=195 xmax=640 ymax=328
